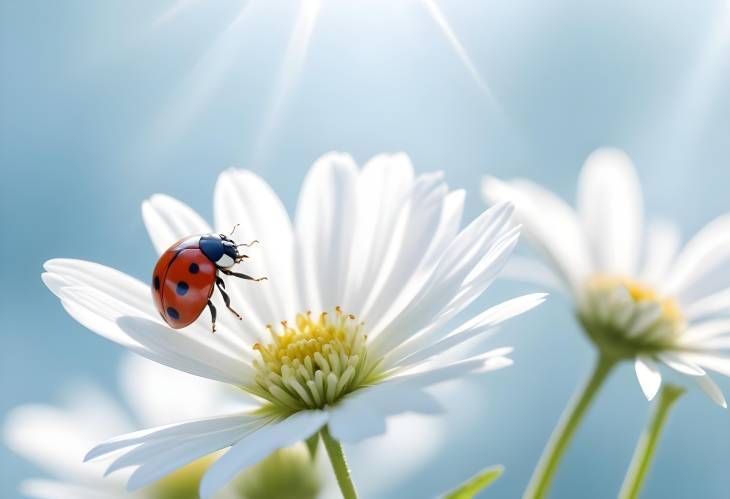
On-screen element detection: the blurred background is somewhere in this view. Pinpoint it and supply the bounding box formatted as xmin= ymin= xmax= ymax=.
xmin=2 ymin=0 xmax=729 ymax=497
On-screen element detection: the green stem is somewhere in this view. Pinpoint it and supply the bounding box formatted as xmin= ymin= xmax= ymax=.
xmin=618 ymin=383 xmax=685 ymax=499
xmin=523 ymin=354 xmax=618 ymax=499
xmin=321 ymin=426 xmax=358 ymax=499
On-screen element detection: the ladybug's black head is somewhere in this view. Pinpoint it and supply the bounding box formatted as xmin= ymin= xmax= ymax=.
xmin=199 ymin=234 xmax=240 ymax=269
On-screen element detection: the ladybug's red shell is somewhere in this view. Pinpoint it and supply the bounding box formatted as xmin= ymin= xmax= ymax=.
xmin=152 ymin=236 xmax=217 ymax=329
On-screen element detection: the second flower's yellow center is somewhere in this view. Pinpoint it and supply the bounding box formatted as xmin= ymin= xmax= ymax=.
xmin=579 ymin=274 xmax=686 ymax=355
xmin=250 ymin=308 xmax=375 ymax=411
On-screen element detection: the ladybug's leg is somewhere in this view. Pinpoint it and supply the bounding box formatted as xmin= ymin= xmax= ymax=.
xmin=220 ymin=268 xmax=267 ymax=282
xmin=216 ymin=276 xmax=243 ymax=320
xmin=234 ymin=254 xmax=249 ymax=264
xmin=207 ymin=300 xmax=217 ymax=333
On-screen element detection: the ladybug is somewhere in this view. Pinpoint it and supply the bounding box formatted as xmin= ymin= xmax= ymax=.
xmin=151 ymin=226 xmax=265 ymax=333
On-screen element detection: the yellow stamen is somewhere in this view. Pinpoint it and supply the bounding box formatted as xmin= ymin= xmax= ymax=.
xmin=250 ymin=308 xmax=374 ymax=411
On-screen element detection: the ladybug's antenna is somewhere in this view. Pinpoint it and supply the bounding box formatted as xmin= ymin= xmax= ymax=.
xmin=229 ymin=224 xmax=240 ymax=236
xmin=237 ymin=240 xmax=260 ymax=248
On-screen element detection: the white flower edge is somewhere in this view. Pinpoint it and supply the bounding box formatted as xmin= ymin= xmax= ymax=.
xmin=43 ymin=153 xmax=546 ymax=497
xmin=483 ymin=147 xmax=730 ymax=407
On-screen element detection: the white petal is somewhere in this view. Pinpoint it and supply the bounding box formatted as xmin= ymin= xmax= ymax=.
xmin=657 ymin=353 xmax=705 ymax=376
xmin=694 ymin=375 xmax=727 ymax=408
xmin=499 ymin=256 xmax=567 ymax=294
xmin=666 ymin=214 xmax=730 ymax=302
xmin=118 ymin=353 xmax=253 ymax=428
xmin=393 ymin=293 xmax=547 ymax=368
xmin=675 ymin=352 xmax=730 ymax=377
xmin=386 ymin=349 xmax=514 ymax=390
xmin=678 ymin=319 xmax=730 ymax=345
xmin=577 ymin=148 xmax=643 ymax=275
xmin=482 ymin=176 xmax=592 ymax=295
xmin=115 ymin=316 xmax=255 ymax=386
xmin=685 ymin=288 xmax=730 ymax=320
xmin=214 ymin=169 xmax=297 ymax=330
xmin=3 ymin=390 xmax=131 ymax=483
xmin=341 ymin=153 xmax=416 ymax=313
xmin=371 ymin=203 xmax=517 ymax=358
xmin=295 ymin=152 xmax=359 ymax=312
xmin=199 ymin=411 xmax=328 ymax=499
xmin=86 ymin=413 xmax=263 ymax=463
xmin=328 ymin=386 xmax=443 ymax=443
xmin=634 ymin=356 xmax=662 ymax=401
xmin=357 ymin=172 xmax=450 ymax=332
xmin=640 ymin=220 xmax=681 ymax=286
xmin=43 ymin=259 xmax=156 ymax=322
xmin=44 ymin=259 xmax=249 ymax=356
xmin=142 ymin=194 xmax=212 ymax=255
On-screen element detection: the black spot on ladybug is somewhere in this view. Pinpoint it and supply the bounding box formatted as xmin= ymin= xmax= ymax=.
xmin=153 ymin=276 xmax=160 ymax=290
xmin=166 ymin=307 xmax=180 ymax=320
xmin=189 ymin=263 xmax=199 ymax=274
xmin=176 ymin=281 xmax=189 ymax=296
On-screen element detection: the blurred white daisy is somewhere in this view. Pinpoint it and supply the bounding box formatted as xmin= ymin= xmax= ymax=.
xmin=3 ymin=354 xmax=243 ymax=499
xmin=483 ymin=148 xmax=730 ymax=406
xmin=43 ymin=153 xmax=545 ymax=498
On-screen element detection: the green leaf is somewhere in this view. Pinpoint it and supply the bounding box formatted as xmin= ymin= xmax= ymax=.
xmin=443 ymin=465 xmax=504 ymax=499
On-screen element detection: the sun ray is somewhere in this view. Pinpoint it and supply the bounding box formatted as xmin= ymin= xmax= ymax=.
xmin=146 ymin=2 xmax=254 ymax=155
xmin=152 ymin=0 xmax=202 ymax=28
xmin=421 ymin=0 xmax=499 ymax=107
xmin=248 ymin=0 xmax=323 ymax=166
xmin=645 ymin=5 xmax=730 ymax=169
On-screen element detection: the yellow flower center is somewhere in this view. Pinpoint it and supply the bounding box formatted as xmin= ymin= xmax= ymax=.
xmin=588 ymin=275 xmax=683 ymax=324
xmin=250 ymin=308 xmax=376 ymax=411
xmin=579 ymin=274 xmax=686 ymax=356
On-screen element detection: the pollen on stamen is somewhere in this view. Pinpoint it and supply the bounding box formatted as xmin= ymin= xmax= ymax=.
xmin=579 ymin=274 xmax=686 ymax=355
xmin=249 ymin=307 xmax=376 ymax=411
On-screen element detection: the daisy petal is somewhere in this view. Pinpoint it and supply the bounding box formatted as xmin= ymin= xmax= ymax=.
xmin=142 ymin=194 xmax=212 ymax=255
xmin=3 ymin=394 xmax=130 ymax=483
xmin=678 ymin=319 xmax=730 ymax=345
xmin=116 ymin=316 xmax=255 ymax=385
xmin=295 ymin=153 xmax=359 ymax=312
xmin=640 ymin=220 xmax=681 ymax=286
xmin=577 ymin=148 xmax=643 ymax=276
xmin=342 ymin=153 xmax=415 ymax=313
xmin=371 ymin=203 xmax=516 ymax=357
xmin=359 ymin=172 xmax=450 ymax=332
xmin=394 ymin=293 xmax=547 ymax=368
xmin=634 ymin=356 xmax=662 ymax=401
xmin=675 ymin=353 xmax=730 ymax=377
xmin=199 ymin=411 xmax=328 ymax=499
xmin=214 ymin=169 xmax=297 ymax=329
xmin=43 ymin=259 xmax=156 ymax=320
xmin=666 ymin=214 xmax=730 ymax=302
xmin=119 ymin=353 xmax=253 ymax=428
xmin=388 ymin=350 xmax=514 ymax=389
xmin=694 ymin=375 xmax=727 ymax=408
xmin=328 ymin=387 xmax=443 ymax=443
xmin=482 ymin=176 xmax=592 ymax=295
xmin=657 ymin=353 xmax=705 ymax=376
xmin=86 ymin=413 xmax=263 ymax=462
xmin=685 ymin=288 xmax=730 ymax=320
xmin=499 ymin=256 xmax=566 ymax=294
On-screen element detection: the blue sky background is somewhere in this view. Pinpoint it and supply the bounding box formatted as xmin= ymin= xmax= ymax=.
xmin=1 ymin=0 xmax=729 ymax=497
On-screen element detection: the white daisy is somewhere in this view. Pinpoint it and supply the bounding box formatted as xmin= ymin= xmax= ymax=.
xmin=4 ymin=354 xmax=453 ymax=499
xmin=482 ymin=147 xmax=730 ymax=407
xmin=3 ymin=354 xmax=242 ymax=499
xmin=43 ymin=152 xmax=545 ymax=498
